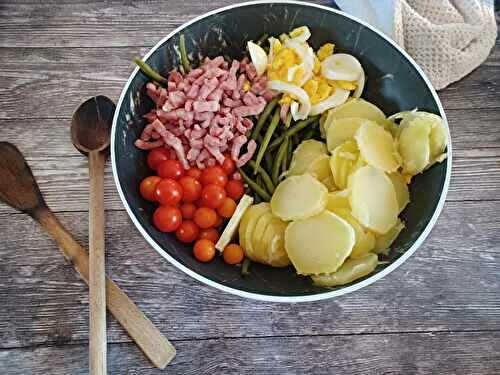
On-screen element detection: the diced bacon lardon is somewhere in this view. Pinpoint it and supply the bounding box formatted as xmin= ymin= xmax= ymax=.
xmin=138 ymin=55 xmax=274 ymax=169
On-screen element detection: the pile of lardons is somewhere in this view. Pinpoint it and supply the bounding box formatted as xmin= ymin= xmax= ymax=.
xmin=135 ymin=56 xmax=274 ymax=170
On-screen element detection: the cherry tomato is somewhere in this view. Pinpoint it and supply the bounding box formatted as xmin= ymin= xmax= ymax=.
xmin=178 ymin=176 xmax=202 ymax=203
xmin=157 ymin=160 xmax=185 ymax=180
xmin=193 ymin=239 xmax=216 ymax=262
xmin=175 ymin=220 xmax=200 ymax=243
xmin=187 ymin=167 xmax=202 ymax=180
xmin=180 ymin=203 xmax=197 ymax=219
xmin=222 ymin=244 xmax=245 ymax=265
xmin=139 ymin=176 xmax=161 ymax=201
xmin=199 ymin=228 xmax=220 ymax=243
xmin=214 ymin=214 xmax=224 ymax=227
xmin=153 ymin=206 xmax=182 ymax=232
xmin=193 ymin=207 xmax=218 ymax=229
xmin=147 ymin=148 xmax=170 ymax=170
xmin=154 ymin=179 xmax=183 ymax=206
xmin=200 ymin=184 xmax=226 ymax=209
xmin=222 ymin=155 xmax=236 ymax=175
xmin=226 ymin=179 xmax=245 ymax=201
xmin=217 ymin=197 xmax=237 ymax=218
xmin=200 ymin=166 xmax=228 ymax=187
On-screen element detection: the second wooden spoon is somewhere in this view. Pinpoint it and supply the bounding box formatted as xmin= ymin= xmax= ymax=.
xmin=71 ymin=96 xmax=115 ymax=375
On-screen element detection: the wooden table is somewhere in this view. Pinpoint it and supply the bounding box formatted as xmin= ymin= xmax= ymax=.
xmin=1 ymin=1 xmax=499 ymax=374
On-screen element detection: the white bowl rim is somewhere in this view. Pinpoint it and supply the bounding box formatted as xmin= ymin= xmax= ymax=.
xmin=111 ymin=0 xmax=452 ymax=303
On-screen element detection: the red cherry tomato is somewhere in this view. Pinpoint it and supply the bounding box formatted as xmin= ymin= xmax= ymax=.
xmin=175 ymin=220 xmax=200 ymax=243
xmin=178 ymin=176 xmax=202 ymax=203
xmin=222 ymin=155 xmax=236 ymax=175
xmin=154 ymin=179 xmax=183 ymax=206
xmin=199 ymin=228 xmax=220 ymax=243
xmin=139 ymin=176 xmax=161 ymax=201
xmin=153 ymin=206 xmax=182 ymax=232
xmin=217 ymin=197 xmax=237 ymax=218
xmin=222 ymin=244 xmax=245 ymax=264
xmin=213 ymin=214 xmax=224 ymax=227
xmin=193 ymin=239 xmax=216 ymax=262
xmin=200 ymin=166 xmax=228 ymax=187
xmin=201 ymin=184 xmax=226 ymax=209
xmin=147 ymin=148 xmax=170 ymax=170
xmin=157 ymin=160 xmax=185 ymax=180
xmin=226 ymin=179 xmax=245 ymax=201
xmin=180 ymin=203 xmax=197 ymax=219
xmin=187 ymin=167 xmax=202 ymax=180
xmin=193 ymin=207 xmax=218 ymax=229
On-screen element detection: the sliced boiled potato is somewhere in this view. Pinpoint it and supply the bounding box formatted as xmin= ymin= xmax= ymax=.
xmin=306 ymin=154 xmax=332 ymax=181
xmin=329 ymin=207 xmax=375 ymax=259
xmin=388 ymin=173 xmax=410 ymax=213
xmin=321 ymin=98 xmax=387 ymax=136
xmin=326 ymin=117 xmax=366 ymax=152
xmin=311 ymin=253 xmax=378 ymax=287
xmin=216 ymin=194 xmax=253 ymax=251
xmin=349 ymin=165 xmax=399 ymax=234
xmin=239 ymin=203 xmax=270 ymax=258
xmin=372 ymin=219 xmax=405 ymax=255
xmin=398 ymin=116 xmax=432 ymax=175
xmin=262 ymin=218 xmax=290 ymax=267
xmin=321 ymin=175 xmax=337 ymax=191
xmin=329 ymin=140 xmax=363 ymax=190
xmin=288 ymin=140 xmax=328 ymax=176
xmin=355 ymin=120 xmax=401 ymax=173
xmin=285 ymin=211 xmax=355 ymax=275
xmin=251 ymin=211 xmax=274 ymax=255
xmin=271 ymin=174 xmax=328 ymax=221
xmin=326 ymin=189 xmax=350 ymax=211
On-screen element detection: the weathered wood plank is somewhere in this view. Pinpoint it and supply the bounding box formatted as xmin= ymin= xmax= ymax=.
xmin=0 ymin=144 xmax=496 ymax=216
xmin=0 ymin=39 xmax=498 ymax=120
xmin=1 ymin=201 xmax=499 ymax=349
xmin=1 ymin=331 xmax=500 ymax=375
xmin=0 ymin=0 xmax=329 ymax=48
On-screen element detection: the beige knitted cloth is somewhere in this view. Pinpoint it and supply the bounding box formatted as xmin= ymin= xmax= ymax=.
xmin=338 ymin=0 xmax=498 ymax=90
xmin=393 ymin=0 xmax=498 ymax=89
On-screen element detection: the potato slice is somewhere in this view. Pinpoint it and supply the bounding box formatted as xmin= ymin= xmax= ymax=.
xmin=271 ymin=174 xmax=328 ymax=221
xmin=321 ymin=98 xmax=387 ymax=136
xmin=285 ymin=211 xmax=355 ymax=275
xmin=251 ymin=211 xmax=274 ymax=256
xmin=329 ymin=140 xmax=363 ymax=190
xmin=388 ymin=173 xmax=410 ymax=213
xmin=326 ymin=189 xmax=350 ymax=211
xmin=288 ymin=140 xmax=328 ymax=176
xmin=326 ymin=117 xmax=366 ymax=152
xmin=355 ymin=120 xmax=401 ymax=173
xmin=239 ymin=203 xmax=270 ymax=257
xmin=321 ymin=175 xmax=337 ymax=191
xmin=263 ymin=218 xmax=290 ymax=267
xmin=372 ymin=219 xmax=405 ymax=255
xmin=349 ymin=165 xmax=399 ymax=234
xmin=331 ymin=208 xmax=376 ymax=259
xmin=307 ymin=154 xmax=332 ymax=181
xmin=311 ymin=253 xmax=378 ymax=287
xmin=398 ymin=117 xmax=431 ymax=175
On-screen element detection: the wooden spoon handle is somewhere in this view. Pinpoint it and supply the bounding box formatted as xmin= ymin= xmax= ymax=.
xmin=35 ymin=207 xmax=176 ymax=369
xmin=88 ymin=151 xmax=107 ymax=375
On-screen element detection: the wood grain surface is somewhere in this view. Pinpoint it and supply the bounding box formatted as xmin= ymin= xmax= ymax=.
xmin=0 ymin=1 xmax=499 ymax=374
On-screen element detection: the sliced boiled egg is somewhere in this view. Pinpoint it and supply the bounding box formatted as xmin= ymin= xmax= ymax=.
xmin=247 ymin=41 xmax=268 ymax=76
xmin=321 ymin=53 xmax=363 ymax=81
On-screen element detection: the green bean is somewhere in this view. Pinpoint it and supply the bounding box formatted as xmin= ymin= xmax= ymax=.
xmin=285 ymin=112 xmax=292 ymax=128
xmin=179 ymin=34 xmax=190 ymax=73
xmin=247 ymin=160 xmax=275 ymax=195
xmin=268 ymin=116 xmax=319 ymax=150
xmin=256 ymin=33 xmax=269 ymax=46
xmin=241 ymin=258 xmax=252 ymax=276
xmin=272 ymin=137 xmax=288 ymax=185
xmin=301 ymin=127 xmax=317 ymax=140
xmin=238 ymin=167 xmax=271 ymax=201
xmin=133 ymin=58 xmax=168 ymax=84
xmin=253 ymin=109 xmax=281 ymax=174
xmin=283 ymin=137 xmax=292 ymax=172
xmin=264 ymin=152 xmax=273 ymax=172
xmin=251 ymin=97 xmax=279 ymax=140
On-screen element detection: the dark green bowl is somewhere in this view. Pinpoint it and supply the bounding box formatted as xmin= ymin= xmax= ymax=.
xmin=111 ymin=1 xmax=451 ymax=302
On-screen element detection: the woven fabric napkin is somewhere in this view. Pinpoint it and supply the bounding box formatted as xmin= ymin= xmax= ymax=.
xmin=335 ymin=0 xmax=498 ymax=89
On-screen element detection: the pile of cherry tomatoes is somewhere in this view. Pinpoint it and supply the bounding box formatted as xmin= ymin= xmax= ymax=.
xmin=139 ymin=147 xmax=246 ymax=264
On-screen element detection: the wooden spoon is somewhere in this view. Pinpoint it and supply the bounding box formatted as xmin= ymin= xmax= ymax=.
xmin=0 ymin=142 xmax=176 ymax=368
xmin=71 ymin=96 xmax=114 ymax=375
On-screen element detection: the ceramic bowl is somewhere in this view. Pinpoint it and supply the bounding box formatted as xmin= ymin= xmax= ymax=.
xmin=111 ymin=1 xmax=451 ymax=302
